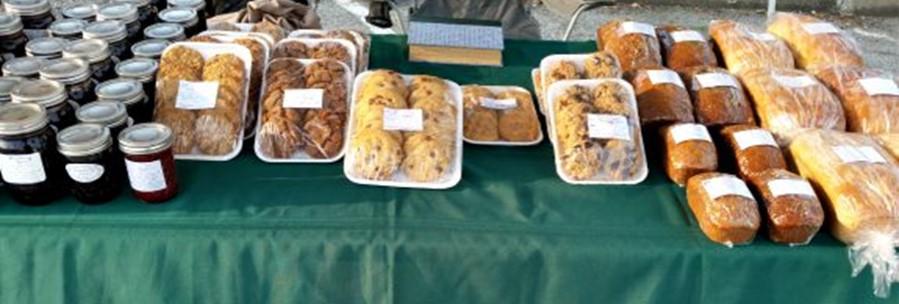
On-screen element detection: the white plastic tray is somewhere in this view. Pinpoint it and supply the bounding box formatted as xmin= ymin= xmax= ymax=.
xmin=253 ymin=58 xmax=353 ymax=163
xmin=343 ymin=71 xmax=464 ymax=189
xmin=461 ymin=85 xmax=543 ymax=146
xmin=545 ymin=78 xmax=649 ymax=185
xmin=272 ymin=38 xmax=358 ymax=75
xmin=531 ymin=68 xmax=546 ymax=115
xmin=159 ymin=42 xmax=253 ymax=162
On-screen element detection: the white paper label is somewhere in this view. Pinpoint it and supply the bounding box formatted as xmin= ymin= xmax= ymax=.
xmin=619 ymin=22 xmax=656 ymax=37
xmin=733 ymin=129 xmax=778 ymax=150
xmin=283 ymin=89 xmax=324 ymax=109
xmin=670 ymin=30 xmax=705 ymax=43
xmin=696 ymin=73 xmax=739 ymax=89
xmin=125 ymin=160 xmax=167 ymax=192
xmin=749 ymin=32 xmax=776 ymax=41
xmin=65 ymin=163 xmax=105 ymax=183
xmin=587 ymin=114 xmax=631 ymax=141
xmin=175 ymin=81 xmax=219 ymax=110
xmin=857 ymin=146 xmax=888 ymax=164
xmin=833 ymin=145 xmax=869 ymax=164
xmin=0 ymin=153 xmax=46 ymax=184
xmin=858 ymin=78 xmax=899 ymax=97
xmin=767 ymin=179 xmax=817 ymax=198
xmin=382 ymin=108 xmax=423 ymax=131
xmin=774 ymin=75 xmax=816 ymax=88
xmin=670 ymin=124 xmax=712 ymax=144
xmin=703 ymin=176 xmax=754 ymax=200
xmin=647 ymin=70 xmax=685 ymax=88
xmin=802 ymin=22 xmax=840 ymax=35
xmin=233 ymin=23 xmax=254 ymax=32
xmin=479 ymin=97 xmax=518 ymax=110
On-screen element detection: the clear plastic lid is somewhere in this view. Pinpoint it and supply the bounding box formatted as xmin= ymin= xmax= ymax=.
xmin=131 ymin=39 xmax=171 ymax=58
xmin=114 ymin=58 xmax=158 ymax=81
xmin=61 ymin=3 xmax=97 ymax=20
xmin=57 ymin=123 xmax=113 ymax=157
xmin=39 ymin=58 xmax=91 ymax=84
xmin=76 ymin=100 xmax=129 ymax=127
xmin=2 ymin=56 xmax=47 ymax=77
xmin=82 ymin=20 xmax=128 ymax=43
xmin=24 ymin=37 xmax=67 ymax=57
xmin=50 ymin=19 xmax=88 ymax=37
xmin=10 ymin=79 xmax=67 ymax=107
xmin=0 ymin=12 xmax=24 ymax=36
xmin=2 ymin=0 xmax=51 ymax=16
xmin=118 ymin=122 xmax=173 ymax=155
xmin=96 ymin=78 xmax=145 ymax=105
xmin=63 ymin=39 xmax=111 ymax=63
xmin=143 ymin=23 xmax=185 ymax=40
xmin=97 ymin=3 xmax=139 ymax=24
xmin=0 ymin=102 xmax=48 ymax=135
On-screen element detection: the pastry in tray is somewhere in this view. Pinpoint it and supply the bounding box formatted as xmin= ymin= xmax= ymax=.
xmin=461 ymin=85 xmax=540 ymax=143
xmin=462 ymin=86 xmax=500 ymax=142
xmin=195 ymin=54 xmax=246 ymax=156
xmin=258 ymin=59 xmax=306 ymax=158
xmin=272 ymin=40 xmax=310 ymax=59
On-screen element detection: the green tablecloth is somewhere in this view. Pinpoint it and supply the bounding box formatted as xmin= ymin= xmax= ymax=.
xmin=0 ymin=36 xmax=893 ymax=304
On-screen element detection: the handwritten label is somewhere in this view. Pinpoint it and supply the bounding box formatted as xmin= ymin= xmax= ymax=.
xmin=670 ymin=123 xmax=712 ymax=144
xmin=774 ymin=75 xmax=816 ymax=88
xmin=703 ymin=176 xmax=754 ymax=200
xmin=619 ymin=22 xmax=656 ymax=37
xmin=749 ymin=32 xmax=776 ymax=41
xmin=66 ymin=163 xmax=105 ymax=183
xmin=832 ymin=145 xmax=886 ymax=164
xmin=696 ymin=73 xmax=739 ymax=89
xmin=857 ymin=146 xmax=888 ymax=164
xmin=587 ymin=114 xmax=631 ymax=141
xmin=283 ymin=89 xmax=324 ymax=109
xmin=858 ymin=78 xmax=899 ymax=97
xmin=647 ymin=70 xmax=685 ymax=88
xmin=733 ymin=129 xmax=778 ymax=150
xmin=479 ymin=97 xmax=518 ymax=110
xmin=383 ymin=108 xmax=423 ymax=131
xmin=125 ymin=159 xmax=167 ymax=192
xmin=670 ymin=30 xmax=705 ymax=43
xmin=176 ymin=81 xmax=219 ymax=110
xmin=768 ymin=179 xmax=817 ymax=198
xmin=0 ymin=153 xmax=46 ymax=184
xmin=802 ymin=22 xmax=840 ymax=35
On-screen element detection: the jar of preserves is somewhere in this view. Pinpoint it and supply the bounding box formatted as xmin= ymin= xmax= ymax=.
xmin=2 ymin=0 xmax=55 ymax=38
xmin=61 ymin=3 xmax=97 ymax=22
xmin=130 ymin=39 xmax=170 ymax=60
xmin=10 ymin=79 xmax=78 ymax=130
xmin=114 ymin=0 xmax=157 ymax=29
xmin=114 ymin=59 xmax=157 ymax=113
xmin=57 ymin=123 xmax=124 ymax=204
xmin=118 ymin=123 xmax=178 ymax=203
xmin=0 ymin=13 xmax=27 ymax=60
xmin=0 ymin=102 xmax=66 ymax=205
xmin=0 ymin=76 xmax=24 ymax=103
xmin=96 ymin=78 xmax=150 ymax=123
xmin=158 ymin=7 xmax=202 ymax=37
xmin=143 ymin=22 xmax=186 ymax=42
xmin=168 ymin=0 xmax=208 ymax=30
xmin=24 ymin=37 xmax=67 ymax=59
xmin=2 ymin=56 xmax=46 ymax=78
xmin=39 ymin=58 xmax=96 ymax=105
xmin=97 ymin=3 xmax=142 ymax=44
xmin=76 ymin=101 xmax=132 ymax=139
xmin=49 ymin=19 xmax=87 ymax=40
xmin=82 ymin=20 xmax=130 ymax=62
xmin=63 ymin=39 xmax=116 ymax=83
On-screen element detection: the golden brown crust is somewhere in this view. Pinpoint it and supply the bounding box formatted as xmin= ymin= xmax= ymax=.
xmin=597 ymin=20 xmax=663 ymax=73
xmin=462 ymin=85 xmax=499 ymax=142
xmin=656 ymin=25 xmax=718 ymax=71
xmin=496 ymin=90 xmax=540 ymax=142
xmin=679 ymin=66 xmax=755 ymax=126
xmin=628 ymin=68 xmax=695 ymax=126
xmin=662 ymin=124 xmax=718 ymax=186
xmin=813 ymin=66 xmax=899 ymax=134
xmin=686 ymin=172 xmax=760 ymax=246
xmin=747 ymin=169 xmax=824 ymax=244
xmin=720 ymin=124 xmax=787 ymax=179
xmin=708 ymin=19 xmax=795 ymax=75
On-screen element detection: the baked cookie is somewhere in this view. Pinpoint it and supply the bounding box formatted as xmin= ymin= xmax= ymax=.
xmin=560 ymin=143 xmax=601 ymax=180
xmin=350 ymin=130 xmax=404 ymax=180
xmin=584 ymin=51 xmax=622 ymax=79
xmin=359 ymin=69 xmax=407 ymax=98
xmin=272 ymin=40 xmax=309 ymax=59
xmin=310 ymin=42 xmax=353 ymax=70
xmin=462 ymin=86 xmax=499 ymax=141
xmin=547 ymin=60 xmax=580 ymax=87
xmin=409 ymin=75 xmax=450 ymax=105
xmin=402 ymin=134 xmax=454 ymax=182
xmin=593 ymin=82 xmax=631 ymax=116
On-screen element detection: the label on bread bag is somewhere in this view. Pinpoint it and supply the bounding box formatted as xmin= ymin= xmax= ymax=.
xmin=703 ymin=176 xmax=754 ymax=200
xmin=670 ymin=123 xmax=712 ymax=144
xmin=732 ymin=129 xmax=778 ymax=150
xmin=176 ymin=81 xmax=219 ymax=110
xmin=832 ymin=145 xmax=887 ymax=164
xmin=696 ymin=73 xmax=739 ymax=89
xmin=619 ymin=22 xmax=656 ymax=37
xmin=0 ymin=153 xmax=46 ymax=184
xmin=383 ymin=108 xmax=423 ymax=131
xmin=587 ymin=114 xmax=631 ymax=141
xmin=858 ymin=78 xmax=899 ymax=97
xmin=802 ymin=22 xmax=840 ymax=35
xmin=774 ymin=75 xmax=816 ymax=88
xmin=857 ymin=146 xmax=888 ymax=164
xmin=670 ymin=30 xmax=705 ymax=43
xmin=749 ymin=32 xmax=776 ymax=41
xmin=647 ymin=70 xmax=685 ymax=88
xmin=767 ymin=179 xmax=817 ymax=198
xmin=479 ymin=97 xmax=518 ymax=110
xmin=283 ymin=89 xmax=324 ymax=108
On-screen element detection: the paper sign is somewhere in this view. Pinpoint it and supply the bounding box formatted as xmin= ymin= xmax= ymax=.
xmin=703 ymin=176 xmax=754 ymax=200
xmin=619 ymin=22 xmax=656 ymax=37
xmin=479 ymin=97 xmax=518 ymax=110
xmin=733 ymin=129 xmax=778 ymax=150
xmin=696 ymin=73 xmax=739 ymax=89
xmin=858 ymin=78 xmax=899 ymax=97
xmin=66 ymin=163 xmax=105 ymax=183
xmin=176 ymin=81 xmax=219 ymax=110
xmin=587 ymin=114 xmax=631 ymax=141
xmin=125 ymin=160 xmax=167 ymax=192
xmin=670 ymin=30 xmax=705 ymax=43
xmin=802 ymin=22 xmax=840 ymax=35
xmin=768 ymin=179 xmax=817 ymax=198
xmin=749 ymin=32 xmax=776 ymax=41
xmin=383 ymin=108 xmax=424 ymax=131
xmin=774 ymin=75 xmax=816 ymax=88
xmin=0 ymin=153 xmax=46 ymax=184
xmin=670 ymin=123 xmax=712 ymax=144
xmin=283 ymin=89 xmax=324 ymax=109
xmin=647 ymin=70 xmax=685 ymax=88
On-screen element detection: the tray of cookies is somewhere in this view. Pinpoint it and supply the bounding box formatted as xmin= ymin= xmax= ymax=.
xmin=289 ymin=29 xmax=370 ymax=72
xmin=538 ymin=52 xmax=623 ymax=114
xmin=154 ymin=42 xmax=253 ymax=161
xmin=254 ymin=58 xmax=352 ymax=162
xmin=546 ymin=78 xmax=648 ymax=185
xmin=343 ymin=70 xmax=463 ymax=189
xmin=271 ymin=37 xmax=358 ymax=75
xmin=461 ymin=85 xmax=543 ymax=146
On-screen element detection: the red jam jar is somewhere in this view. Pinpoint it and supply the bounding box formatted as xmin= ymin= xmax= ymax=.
xmin=117 ymin=122 xmax=178 ymax=203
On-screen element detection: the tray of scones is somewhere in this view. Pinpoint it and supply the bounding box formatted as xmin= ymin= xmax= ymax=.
xmin=461 ymin=85 xmax=542 ymax=146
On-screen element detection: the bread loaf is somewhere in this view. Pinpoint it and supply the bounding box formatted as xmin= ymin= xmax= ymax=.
xmin=877 ymin=134 xmax=899 ymax=161
xmin=686 ymin=172 xmax=760 ymax=246
xmin=597 ymin=20 xmax=662 ymax=73
xmin=720 ymin=125 xmax=786 ymax=179
xmin=662 ymin=123 xmax=717 ymax=186
xmin=680 ymin=66 xmax=754 ymax=126
xmin=767 ymin=13 xmax=863 ymax=71
xmin=708 ymin=20 xmax=794 ymax=76
xmin=628 ymin=68 xmax=695 ymax=126
xmin=813 ymin=66 xmax=899 ymax=134
xmin=656 ymin=25 xmax=717 ymax=71
xmin=746 ymin=169 xmax=824 ymax=245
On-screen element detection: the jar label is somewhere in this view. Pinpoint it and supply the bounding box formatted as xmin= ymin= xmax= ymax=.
xmin=479 ymin=97 xmax=518 ymax=110
xmin=176 ymin=81 xmax=219 ymax=110
xmin=66 ymin=163 xmax=105 ymax=184
xmin=0 ymin=153 xmax=47 ymax=185
xmin=587 ymin=114 xmax=631 ymax=141
xmin=382 ymin=108 xmax=423 ymax=131
xmin=733 ymin=129 xmax=778 ymax=150
xmin=283 ymin=88 xmax=324 ymax=109
xmin=702 ymin=176 xmax=754 ymax=200
xmin=767 ymin=179 xmax=817 ymax=198
xmin=125 ymin=159 xmax=167 ymax=192
xmin=670 ymin=123 xmax=712 ymax=144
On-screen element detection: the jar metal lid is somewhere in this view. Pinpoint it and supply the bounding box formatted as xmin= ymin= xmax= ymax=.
xmin=118 ymin=122 xmax=173 ymax=155
xmin=167 ymin=0 xmax=205 ymax=10
xmin=131 ymin=39 xmax=170 ymax=58
xmin=57 ymin=123 xmax=113 ymax=157
xmin=0 ymin=76 xmax=25 ymax=102
xmin=114 ymin=0 xmax=151 ymax=8
xmin=0 ymin=12 xmax=24 ymax=36
xmin=2 ymin=56 xmax=46 ymax=77
xmin=61 ymin=3 xmax=97 ymax=20
xmin=76 ymin=100 xmax=129 ymax=128
xmin=82 ymin=20 xmax=128 ymax=43
xmin=115 ymin=58 xmax=158 ymax=81
xmin=63 ymin=39 xmax=111 ymax=63
xmin=0 ymin=102 xmax=48 ymax=135
xmin=10 ymin=79 xmax=67 ymax=107
xmin=97 ymin=3 xmax=139 ymax=24
xmin=159 ymin=7 xmax=198 ymax=26
xmin=39 ymin=58 xmax=91 ymax=84
xmin=50 ymin=19 xmax=88 ymax=37
xmin=143 ymin=23 xmax=185 ymax=41
xmin=2 ymin=0 xmax=51 ymax=16
xmin=25 ymin=37 xmax=68 ymax=58
xmin=96 ymin=78 xmax=145 ymax=106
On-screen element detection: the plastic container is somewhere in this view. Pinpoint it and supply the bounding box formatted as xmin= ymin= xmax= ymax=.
xmin=49 ymin=19 xmax=87 ymax=40
xmin=202 ymin=30 xmax=274 ymax=50
xmin=57 ymin=123 xmax=124 ymax=204
xmin=118 ymin=122 xmax=178 ymax=203
xmin=76 ymin=100 xmax=133 ymax=139
xmin=95 ymin=78 xmax=150 ymax=124
xmin=271 ymin=38 xmax=358 ymax=75
xmin=0 ymin=102 xmax=65 ymax=205
xmin=61 ymin=3 xmax=97 ymax=22
xmin=63 ymin=39 xmax=116 ymax=83
xmin=97 ymin=3 xmax=142 ymax=44
xmin=130 ymin=39 xmax=170 ymax=59
xmin=531 ymin=68 xmax=545 ymax=114
xmin=10 ymin=79 xmax=78 ymax=130
xmin=143 ymin=22 xmax=185 ymax=41
xmin=1 ymin=56 xmax=45 ymax=78
xmin=39 ymin=58 xmax=96 ymax=105
xmin=82 ymin=20 xmax=130 ymax=61
xmin=461 ymin=85 xmax=543 ymax=146
xmin=0 ymin=13 xmax=28 ymax=60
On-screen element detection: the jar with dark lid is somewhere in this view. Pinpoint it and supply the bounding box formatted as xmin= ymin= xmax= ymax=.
xmin=0 ymin=76 xmax=24 ymax=103
xmin=76 ymin=101 xmax=132 ymax=138
xmin=39 ymin=58 xmax=96 ymax=105
xmin=143 ymin=23 xmax=186 ymax=42
xmin=57 ymin=123 xmax=124 ymax=204
xmin=0 ymin=102 xmax=66 ymax=205
xmin=167 ymin=0 xmax=208 ymax=29
xmin=130 ymin=39 xmax=170 ymax=59
xmin=2 ymin=0 xmax=55 ymax=38
xmin=158 ymin=7 xmax=202 ymax=37
xmin=49 ymin=19 xmax=87 ymax=40
xmin=10 ymin=79 xmax=78 ymax=130
xmin=96 ymin=78 xmax=151 ymax=123
xmin=97 ymin=3 xmax=142 ymax=44
xmin=61 ymin=3 xmax=97 ymax=22
xmin=63 ymin=39 xmax=115 ymax=83
xmin=2 ymin=56 xmax=46 ymax=78
xmin=0 ymin=13 xmax=27 ymax=60
xmin=25 ymin=37 xmax=67 ymax=59
xmin=82 ymin=20 xmax=129 ymax=61
xmin=118 ymin=122 xmax=178 ymax=203
xmin=113 ymin=0 xmax=157 ymax=29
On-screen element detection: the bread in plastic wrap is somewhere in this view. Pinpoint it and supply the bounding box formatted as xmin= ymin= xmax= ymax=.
xmin=767 ymin=13 xmax=864 ymax=72
xmin=686 ymin=172 xmax=761 ymax=247
xmin=628 ymin=68 xmax=695 ymax=126
xmin=680 ymin=66 xmax=755 ymax=126
xmin=662 ymin=123 xmax=717 ymax=186
xmin=720 ymin=125 xmax=787 ymax=179
xmin=708 ymin=20 xmax=795 ymax=76
xmin=877 ymin=134 xmax=899 ymax=161
xmin=596 ymin=20 xmax=662 ymax=73
xmin=813 ymin=66 xmax=899 ymax=134
xmin=656 ymin=25 xmax=717 ymax=71
xmin=746 ymin=169 xmax=824 ymax=245
xmin=739 ymin=67 xmax=845 ymax=145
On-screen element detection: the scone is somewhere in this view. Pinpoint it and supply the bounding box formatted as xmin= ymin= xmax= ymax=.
xmin=496 ymin=90 xmax=540 ymax=142
xmin=462 ymin=85 xmax=499 ymax=141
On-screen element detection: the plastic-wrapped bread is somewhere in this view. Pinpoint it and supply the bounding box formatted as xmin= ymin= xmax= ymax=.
xmin=720 ymin=125 xmax=787 ymax=179
xmin=739 ymin=68 xmax=845 ymax=145
xmin=767 ymin=13 xmax=863 ymax=71
xmin=708 ymin=20 xmax=794 ymax=75
xmin=656 ymin=25 xmax=717 ymax=71
xmin=876 ymin=134 xmax=899 ymax=161
xmin=462 ymin=86 xmax=499 ymax=141
xmin=746 ymin=169 xmax=824 ymax=245
xmin=686 ymin=172 xmax=761 ymax=247
xmin=680 ymin=66 xmax=755 ymax=126
xmin=628 ymin=68 xmax=695 ymax=126
xmin=663 ymin=123 xmax=717 ymax=186
xmin=788 ymin=130 xmax=899 ymax=297
xmin=596 ymin=20 xmax=662 ymax=73
xmin=813 ymin=66 xmax=899 ymax=134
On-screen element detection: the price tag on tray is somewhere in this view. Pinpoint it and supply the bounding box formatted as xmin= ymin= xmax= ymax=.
xmin=283 ymin=89 xmax=324 ymax=109
xmin=587 ymin=114 xmax=631 ymax=141
xmin=175 ymin=81 xmax=219 ymax=110
xmin=383 ymin=108 xmax=424 ymax=131
xmin=479 ymin=97 xmax=518 ymax=110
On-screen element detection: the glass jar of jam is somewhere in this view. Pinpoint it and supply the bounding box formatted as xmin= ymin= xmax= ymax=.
xmin=0 ymin=76 xmax=24 ymax=103
xmin=76 ymin=101 xmax=132 ymax=139
xmin=97 ymin=3 xmax=143 ymax=44
xmin=2 ymin=0 xmax=55 ymax=39
xmin=39 ymin=58 xmax=97 ymax=105
xmin=96 ymin=78 xmax=151 ymax=123
xmin=10 ymin=79 xmax=78 ymax=130
xmin=115 ymin=58 xmax=157 ymax=104
xmin=82 ymin=20 xmax=130 ymax=62
xmin=24 ymin=37 xmax=67 ymax=59
xmin=61 ymin=3 xmax=97 ymax=22
xmin=49 ymin=18 xmax=87 ymax=40
xmin=63 ymin=39 xmax=116 ymax=83
xmin=2 ymin=57 xmax=45 ymax=79
xmin=143 ymin=23 xmax=186 ymax=42
xmin=0 ymin=13 xmax=27 ymax=61
xmin=130 ymin=39 xmax=170 ymax=60
xmin=158 ymin=7 xmax=202 ymax=38
xmin=168 ymin=0 xmax=208 ymax=29
xmin=114 ymin=0 xmax=157 ymax=29
xmin=0 ymin=102 xmax=66 ymax=205
xmin=118 ymin=123 xmax=178 ymax=203
xmin=57 ymin=123 xmax=124 ymax=204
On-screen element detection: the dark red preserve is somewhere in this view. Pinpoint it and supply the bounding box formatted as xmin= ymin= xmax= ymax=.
xmin=118 ymin=122 xmax=178 ymax=203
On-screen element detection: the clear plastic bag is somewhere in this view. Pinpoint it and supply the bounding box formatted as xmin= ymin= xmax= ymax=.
xmin=708 ymin=19 xmax=795 ymax=76
xmin=662 ymin=123 xmax=717 ymax=186
xmin=656 ymin=25 xmax=717 ymax=71
xmin=746 ymin=169 xmax=824 ymax=245
xmin=686 ymin=172 xmax=761 ymax=247
xmin=596 ymin=20 xmax=662 ymax=73
xmin=628 ymin=68 xmax=695 ymax=126
xmin=462 ymin=85 xmax=542 ymax=145
xmin=878 ymin=134 xmax=899 ymax=161
xmin=720 ymin=124 xmax=787 ymax=179
xmin=814 ymin=66 xmax=899 ymax=134
xmin=680 ymin=66 xmax=754 ymax=126
xmin=767 ymin=13 xmax=864 ymax=72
